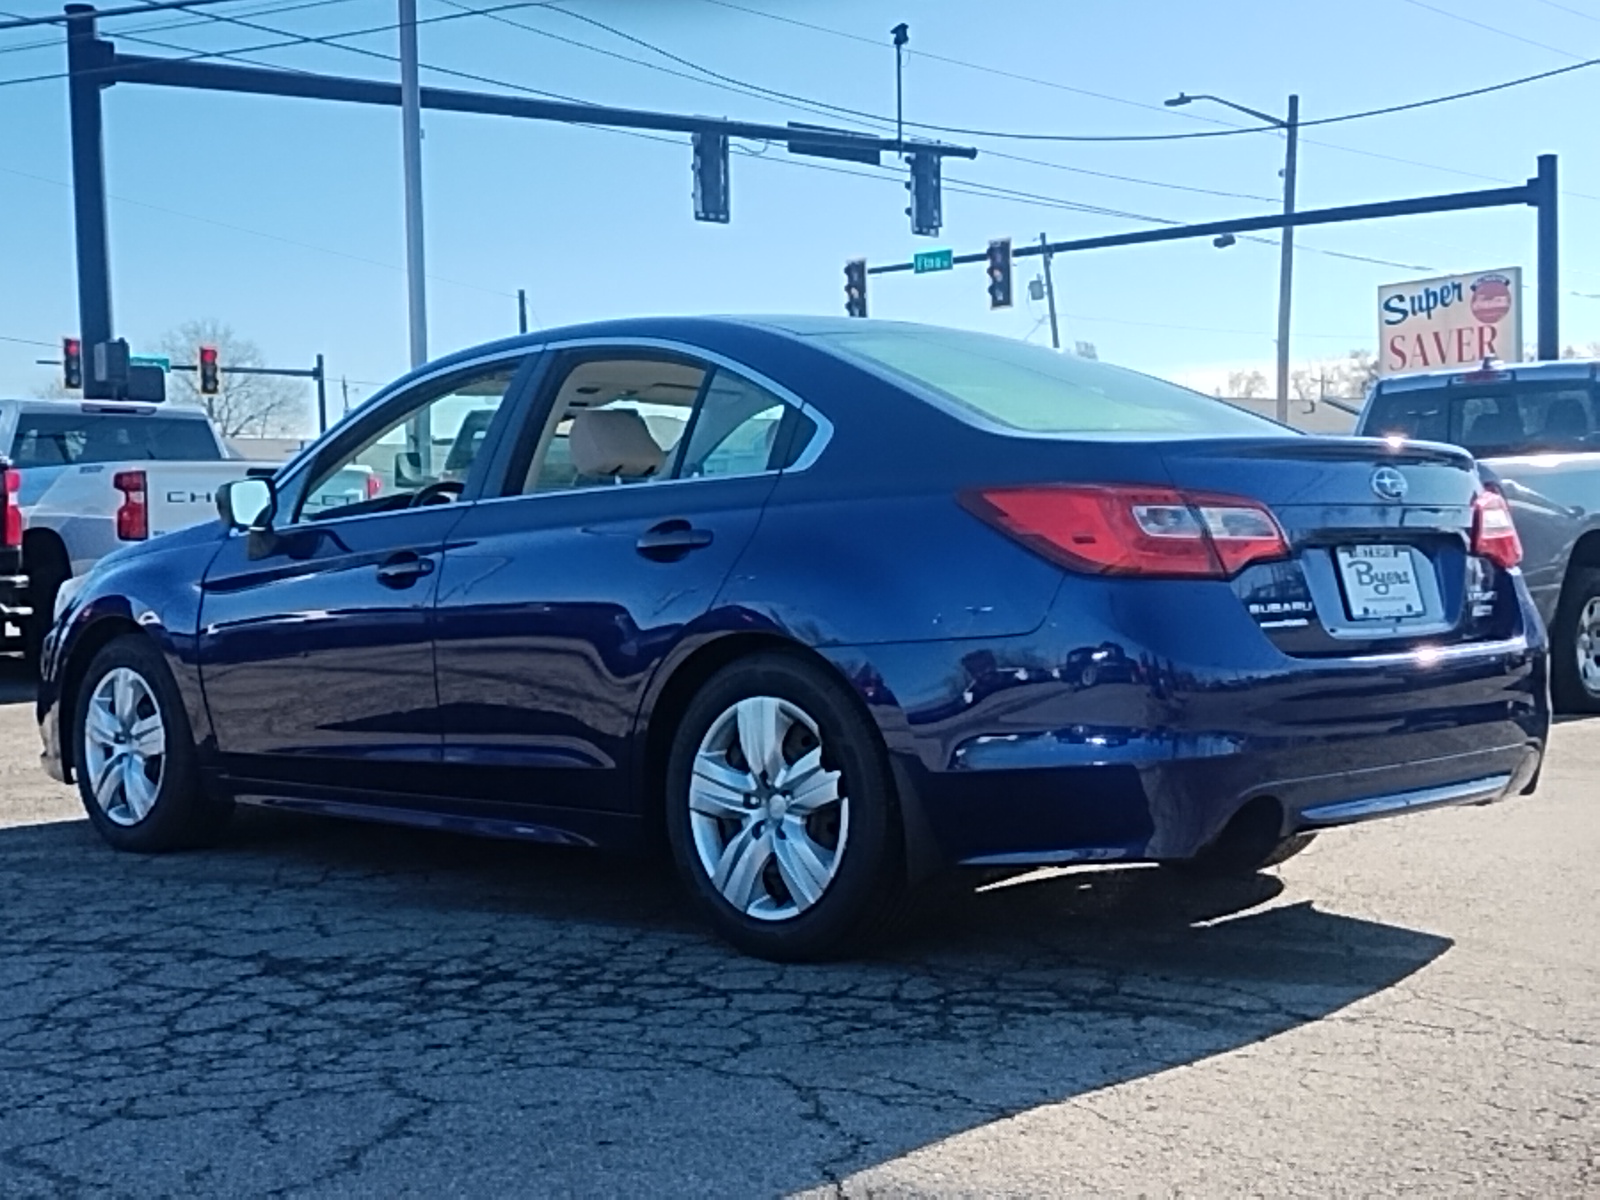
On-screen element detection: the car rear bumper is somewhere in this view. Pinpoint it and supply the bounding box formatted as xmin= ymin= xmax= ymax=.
xmin=830 ymin=628 xmax=1550 ymax=872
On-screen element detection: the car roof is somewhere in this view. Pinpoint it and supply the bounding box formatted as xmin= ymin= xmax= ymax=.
xmin=0 ymin=397 xmax=213 ymax=416
xmin=1374 ymin=359 xmax=1600 ymax=391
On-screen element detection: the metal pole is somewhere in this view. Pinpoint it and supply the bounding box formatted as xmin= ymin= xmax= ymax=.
xmin=1039 ymin=232 xmax=1060 ymax=351
xmin=65 ymin=4 xmax=114 ymax=393
xmin=891 ymin=23 xmax=908 ymax=152
xmin=1535 ymin=153 xmax=1559 ymax=360
xmin=314 ymin=353 xmax=327 ymax=433
xmin=517 ymin=288 xmax=528 ymax=334
xmin=1274 ymin=93 xmax=1299 ymax=426
xmin=399 ymin=0 xmax=427 ymax=368
xmin=341 ymin=376 xmax=350 ymax=416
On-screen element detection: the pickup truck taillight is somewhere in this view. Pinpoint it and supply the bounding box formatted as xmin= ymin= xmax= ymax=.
xmin=113 ymin=469 xmax=149 ymax=541
xmin=2 ymin=468 xmax=19 ymax=548
xmin=1472 ymin=490 xmax=1522 ymax=570
xmin=366 ymin=472 xmax=382 ymax=500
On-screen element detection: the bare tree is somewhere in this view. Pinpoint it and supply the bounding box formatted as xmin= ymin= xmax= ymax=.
xmin=158 ymin=319 xmax=309 ymax=438
xmin=1225 ymin=369 xmax=1269 ymax=399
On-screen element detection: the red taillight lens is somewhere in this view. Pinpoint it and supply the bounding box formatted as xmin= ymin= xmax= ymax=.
xmin=365 ymin=471 xmax=382 ymax=500
xmin=113 ymin=469 xmax=149 ymax=541
xmin=966 ymin=484 xmax=1288 ymax=579
xmin=2 ymin=468 xmax=20 ymax=549
xmin=1472 ymin=489 xmax=1521 ymax=570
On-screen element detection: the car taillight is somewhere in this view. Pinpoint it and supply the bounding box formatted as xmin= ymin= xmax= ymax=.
xmin=365 ymin=472 xmax=382 ymax=500
xmin=113 ymin=469 xmax=149 ymax=541
xmin=1472 ymin=489 xmax=1521 ymax=570
xmin=964 ymin=484 xmax=1289 ymax=579
xmin=2 ymin=468 xmax=20 ymax=549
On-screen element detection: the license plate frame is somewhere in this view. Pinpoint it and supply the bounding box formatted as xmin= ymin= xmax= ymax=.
xmin=1334 ymin=544 xmax=1428 ymax=621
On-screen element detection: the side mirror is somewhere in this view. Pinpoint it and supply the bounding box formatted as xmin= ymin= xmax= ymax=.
xmin=394 ymin=450 xmax=427 ymax=489
xmin=217 ymin=476 xmax=275 ymax=532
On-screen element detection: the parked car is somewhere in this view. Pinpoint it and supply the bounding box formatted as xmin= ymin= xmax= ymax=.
xmin=39 ymin=318 xmax=1549 ymax=960
xmin=1358 ymin=358 xmax=1600 ymax=711
xmin=0 ymin=398 xmax=279 ymax=666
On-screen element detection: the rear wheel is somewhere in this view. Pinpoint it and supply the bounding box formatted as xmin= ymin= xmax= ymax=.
xmin=1552 ymin=567 xmax=1600 ymax=713
xmin=664 ymin=653 xmax=905 ymax=961
xmin=72 ymin=634 xmax=231 ymax=852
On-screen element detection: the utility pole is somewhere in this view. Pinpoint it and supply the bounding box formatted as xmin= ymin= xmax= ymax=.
xmin=1038 ymin=232 xmax=1060 ymax=351
xmin=341 ymin=376 xmax=351 ymax=416
xmin=314 ymin=352 xmax=328 ymax=433
xmin=518 ymin=288 xmax=528 ymax=334
xmin=399 ymin=0 xmax=427 ymax=369
xmin=1276 ymin=94 xmax=1300 ymax=425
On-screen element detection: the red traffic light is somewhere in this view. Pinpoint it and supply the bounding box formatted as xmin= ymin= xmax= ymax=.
xmin=62 ymin=337 xmax=83 ymax=389
xmin=198 ymin=344 xmax=220 ymax=395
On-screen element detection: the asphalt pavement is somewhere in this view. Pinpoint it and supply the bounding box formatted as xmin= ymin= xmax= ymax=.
xmin=0 ymin=657 xmax=1594 ymax=1197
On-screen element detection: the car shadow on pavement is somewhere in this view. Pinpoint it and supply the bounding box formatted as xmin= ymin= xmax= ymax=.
xmin=0 ymin=656 xmax=35 ymax=707
xmin=0 ymin=810 xmax=1451 ymax=1196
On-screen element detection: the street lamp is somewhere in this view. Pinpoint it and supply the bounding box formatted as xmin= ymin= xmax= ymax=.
xmin=1167 ymin=91 xmax=1300 ymax=425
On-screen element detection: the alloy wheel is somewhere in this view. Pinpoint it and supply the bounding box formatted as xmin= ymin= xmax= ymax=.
xmin=83 ymin=667 xmax=167 ymax=827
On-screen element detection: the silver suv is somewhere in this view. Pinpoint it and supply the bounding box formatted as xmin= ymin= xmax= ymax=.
xmin=1358 ymin=359 xmax=1600 ymax=711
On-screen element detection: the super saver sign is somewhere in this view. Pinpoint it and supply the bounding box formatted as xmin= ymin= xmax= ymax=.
xmin=1377 ymin=268 xmax=1522 ymax=376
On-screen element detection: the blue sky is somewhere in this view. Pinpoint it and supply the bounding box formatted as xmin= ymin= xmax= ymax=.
xmin=2 ymin=0 xmax=1598 ymax=423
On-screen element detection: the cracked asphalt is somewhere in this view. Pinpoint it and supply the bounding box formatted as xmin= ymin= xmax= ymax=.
xmin=0 ymin=662 xmax=1595 ymax=1197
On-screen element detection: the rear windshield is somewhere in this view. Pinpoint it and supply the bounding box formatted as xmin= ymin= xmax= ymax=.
xmin=9 ymin=412 xmax=222 ymax=467
xmin=1364 ymin=383 xmax=1598 ymax=456
xmin=812 ymin=326 xmax=1283 ymax=436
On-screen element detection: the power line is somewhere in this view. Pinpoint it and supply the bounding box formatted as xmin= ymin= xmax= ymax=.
xmin=437 ymin=0 xmax=1278 ymax=205
xmin=1530 ymin=0 xmax=1600 ymax=23
xmin=683 ymin=0 xmax=1600 ymax=200
xmin=0 ymin=0 xmax=365 ymax=57
xmin=1396 ymin=0 xmax=1585 ymax=59
xmin=0 ymin=0 xmax=276 ymax=32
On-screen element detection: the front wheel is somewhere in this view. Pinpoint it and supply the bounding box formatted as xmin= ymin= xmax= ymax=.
xmin=73 ymin=634 xmax=232 ymax=852
xmin=664 ymin=653 xmax=905 ymax=961
xmin=1551 ymin=567 xmax=1600 ymax=713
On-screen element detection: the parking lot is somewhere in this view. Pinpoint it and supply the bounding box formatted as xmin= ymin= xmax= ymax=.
xmin=0 ymin=660 xmax=1594 ymax=1196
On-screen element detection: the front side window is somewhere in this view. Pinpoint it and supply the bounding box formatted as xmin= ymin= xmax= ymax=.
xmin=812 ymin=325 xmax=1282 ymax=437
xmin=300 ymin=360 xmax=521 ymax=520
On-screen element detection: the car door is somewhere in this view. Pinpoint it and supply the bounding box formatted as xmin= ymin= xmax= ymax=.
xmin=198 ymin=352 xmax=535 ymax=799
xmin=431 ymin=345 xmax=824 ymax=815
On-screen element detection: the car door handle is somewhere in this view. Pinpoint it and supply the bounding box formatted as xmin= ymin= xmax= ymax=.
xmin=636 ymin=520 xmax=714 ymax=560
xmin=376 ymin=552 xmax=435 ymax=587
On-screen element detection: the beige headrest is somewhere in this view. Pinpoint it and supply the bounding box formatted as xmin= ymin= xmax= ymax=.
xmin=569 ymin=408 xmax=664 ymax=479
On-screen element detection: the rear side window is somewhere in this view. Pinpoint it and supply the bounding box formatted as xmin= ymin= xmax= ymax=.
xmin=9 ymin=413 xmax=221 ymax=467
xmin=1365 ymin=385 xmax=1598 ymax=455
xmin=814 ymin=326 xmax=1282 ymax=436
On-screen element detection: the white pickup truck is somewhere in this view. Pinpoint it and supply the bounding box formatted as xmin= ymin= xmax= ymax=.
xmin=0 ymin=398 xmax=283 ymax=665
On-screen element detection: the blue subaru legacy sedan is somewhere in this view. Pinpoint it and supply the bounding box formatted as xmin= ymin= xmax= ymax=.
xmin=38 ymin=317 xmax=1549 ymax=960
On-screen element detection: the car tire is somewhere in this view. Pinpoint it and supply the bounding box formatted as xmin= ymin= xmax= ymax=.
xmin=1165 ymin=832 xmax=1317 ymax=880
xmin=72 ymin=634 xmax=232 ymax=852
xmin=664 ymin=651 xmax=907 ymax=961
xmin=20 ymin=550 xmax=69 ymax=677
xmin=1551 ymin=566 xmax=1600 ymax=713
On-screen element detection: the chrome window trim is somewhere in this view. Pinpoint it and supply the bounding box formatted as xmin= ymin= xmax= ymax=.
xmin=501 ymin=335 xmax=834 ymax=498
xmin=258 ymin=347 xmax=536 ymax=536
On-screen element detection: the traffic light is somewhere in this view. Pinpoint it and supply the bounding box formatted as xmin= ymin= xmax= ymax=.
xmin=908 ymin=151 xmax=941 ymax=237
xmin=62 ymin=337 xmax=82 ymax=390
xmin=844 ymin=258 xmax=868 ymax=318
xmin=198 ymin=344 xmax=219 ymax=395
xmin=692 ymin=131 xmax=730 ymax=223
xmin=986 ymin=238 xmax=1013 ymax=309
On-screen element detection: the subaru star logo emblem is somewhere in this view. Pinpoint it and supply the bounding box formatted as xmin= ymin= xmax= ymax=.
xmin=1371 ymin=467 xmax=1408 ymax=501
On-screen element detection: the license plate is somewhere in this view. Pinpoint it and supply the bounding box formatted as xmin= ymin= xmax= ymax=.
xmin=1335 ymin=545 xmax=1426 ymax=620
